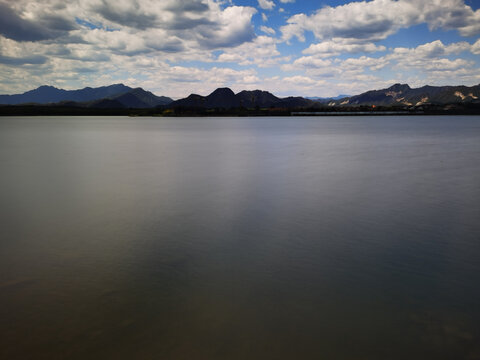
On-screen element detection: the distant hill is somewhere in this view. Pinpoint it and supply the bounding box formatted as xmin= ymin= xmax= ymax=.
xmin=331 ymin=83 xmax=480 ymax=106
xmin=0 ymin=84 xmax=131 ymax=105
xmin=236 ymin=90 xmax=281 ymax=107
xmin=0 ymin=84 xmax=172 ymax=107
xmin=170 ymin=88 xmax=315 ymax=109
xmin=111 ymin=88 xmax=173 ymax=108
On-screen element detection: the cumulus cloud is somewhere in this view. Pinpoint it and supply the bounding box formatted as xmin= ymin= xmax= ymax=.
xmin=282 ymin=54 xmax=389 ymax=80
xmin=387 ymin=40 xmax=475 ymax=77
xmin=281 ymin=0 xmax=480 ymax=43
xmin=390 ymin=40 xmax=471 ymax=59
xmin=303 ymin=41 xmax=386 ymax=57
xmin=91 ymin=1 xmax=158 ymax=30
xmin=418 ymin=0 xmax=480 ymax=36
xmin=217 ymin=35 xmax=283 ymax=67
xmin=283 ymin=75 xmax=319 ymax=86
xmin=0 ymin=2 xmax=76 ymax=41
xmin=281 ymin=0 xmax=419 ymax=43
xmin=195 ymin=6 xmax=257 ymax=49
xmin=258 ymin=0 xmax=275 ymax=10
xmin=0 ymin=54 xmax=48 ymax=65
xmin=284 ymin=57 xmax=332 ymax=71
xmin=472 ymin=39 xmax=480 ymax=55
xmin=260 ymin=26 xmax=276 ymax=35
xmin=0 ymin=0 xmax=257 ymax=51
xmin=341 ymin=55 xmax=390 ymax=72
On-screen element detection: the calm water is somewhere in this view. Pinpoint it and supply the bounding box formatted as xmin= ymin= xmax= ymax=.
xmin=1 ymin=116 xmax=480 ymax=360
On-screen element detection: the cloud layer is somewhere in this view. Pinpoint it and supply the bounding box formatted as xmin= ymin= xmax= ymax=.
xmin=0 ymin=0 xmax=479 ymax=97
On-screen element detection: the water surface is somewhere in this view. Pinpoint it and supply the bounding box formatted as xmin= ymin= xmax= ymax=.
xmin=1 ymin=116 xmax=480 ymax=359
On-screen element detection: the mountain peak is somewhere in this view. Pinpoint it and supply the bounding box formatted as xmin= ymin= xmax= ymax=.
xmin=208 ymin=88 xmax=235 ymax=97
xmin=206 ymin=88 xmax=239 ymax=108
xmin=108 ymin=83 xmax=129 ymax=89
xmin=388 ymin=83 xmax=411 ymax=92
xmin=37 ymin=85 xmax=58 ymax=90
xmin=236 ymin=89 xmax=280 ymax=107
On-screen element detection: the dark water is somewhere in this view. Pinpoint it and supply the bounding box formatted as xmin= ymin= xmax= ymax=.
xmin=1 ymin=116 xmax=480 ymax=360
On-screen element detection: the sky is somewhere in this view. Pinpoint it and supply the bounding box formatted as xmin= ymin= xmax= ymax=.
xmin=0 ymin=0 xmax=480 ymax=98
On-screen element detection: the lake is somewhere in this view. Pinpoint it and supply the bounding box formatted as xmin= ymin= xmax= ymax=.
xmin=1 ymin=116 xmax=479 ymax=360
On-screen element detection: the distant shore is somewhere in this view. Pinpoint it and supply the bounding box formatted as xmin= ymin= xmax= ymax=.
xmin=1 ymin=104 xmax=480 ymax=117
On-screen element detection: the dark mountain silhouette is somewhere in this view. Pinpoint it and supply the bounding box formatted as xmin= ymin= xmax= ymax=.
xmin=171 ymin=88 xmax=241 ymax=108
xmin=2 ymin=83 xmax=480 ymax=113
xmin=206 ymin=88 xmax=240 ymax=108
xmin=333 ymin=83 xmax=480 ymax=106
xmin=111 ymin=88 xmax=172 ymax=108
xmin=87 ymin=98 xmax=125 ymax=109
xmin=171 ymin=94 xmax=207 ymax=108
xmin=169 ymin=88 xmax=314 ymax=109
xmin=0 ymin=84 xmax=131 ymax=104
xmin=236 ymin=90 xmax=280 ymax=107
xmin=280 ymin=96 xmax=313 ymax=108
xmin=0 ymin=84 xmax=172 ymax=107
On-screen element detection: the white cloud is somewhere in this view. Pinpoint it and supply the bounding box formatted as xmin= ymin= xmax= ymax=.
xmin=341 ymin=56 xmax=389 ymax=72
xmin=260 ymin=26 xmax=276 ymax=35
xmin=283 ymin=40 xmax=473 ymax=90
xmin=422 ymin=58 xmax=471 ymax=71
xmin=217 ymin=35 xmax=283 ymax=67
xmin=257 ymin=0 xmax=275 ymax=11
xmin=281 ymin=0 xmax=480 ymax=43
xmin=283 ymin=75 xmax=318 ymax=85
xmin=303 ymin=41 xmax=386 ymax=57
xmin=284 ymin=57 xmax=332 ymax=70
xmin=0 ymin=0 xmax=257 ymax=51
xmin=281 ymin=0 xmax=419 ymax=43
xmin=82 ymin=29 xmax=149 ymax=55
xmin=390 ymin=40 xmax=471 ymax=59
xmin=380 ymin=40 xmax=478 ymax=85
xmin=195 ymin=6 xmax=257 ymax=49
xmin=283 ymin=54 xmax=388 ymax=77
xmin=418 ymin=0 xmax=480 ymax=36
xmin=472 ymin=39 xmax=480 ymax=55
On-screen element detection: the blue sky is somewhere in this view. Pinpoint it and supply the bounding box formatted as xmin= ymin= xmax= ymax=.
xmin=0 ymin=0 xmax=479 ymax=98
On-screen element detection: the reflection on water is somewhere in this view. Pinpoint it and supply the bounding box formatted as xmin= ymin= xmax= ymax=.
xmin=1 ymin=116 xmax=480 ymax=359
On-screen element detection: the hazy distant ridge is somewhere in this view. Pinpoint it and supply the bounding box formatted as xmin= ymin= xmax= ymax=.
xmin=0 ymin=84 xmax=173 ymax=108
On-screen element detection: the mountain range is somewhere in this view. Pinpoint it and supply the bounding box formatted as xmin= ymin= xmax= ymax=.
xmin=169 ymin=88 xmax=313 ymax=109
xmin=330 ymin=83 xmax=480 ymax=106
xmin=0 ymin=84 xmax=173 ymax=108
xmin=1 ymin=83 xmax=480 ymax=110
